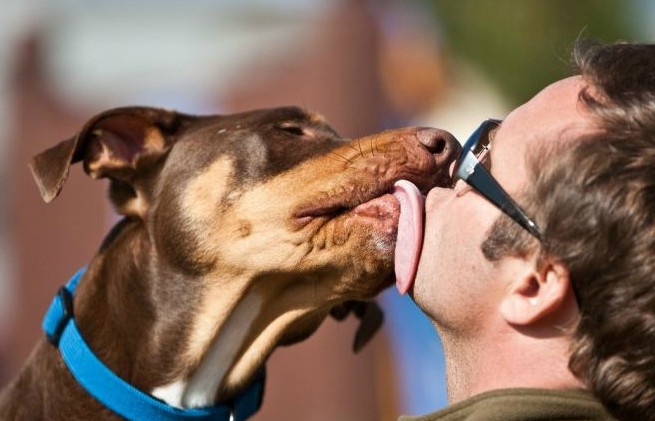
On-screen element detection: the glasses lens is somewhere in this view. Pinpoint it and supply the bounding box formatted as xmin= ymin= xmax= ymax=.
xmin=472 ymin=123 xmax=495 ymax=158
xmin=454 ymin=120 xmax=499 ymax=184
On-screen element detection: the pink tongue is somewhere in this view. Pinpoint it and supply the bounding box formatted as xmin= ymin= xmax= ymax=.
xmin=392 ymin=180 xmax=425 ymax=295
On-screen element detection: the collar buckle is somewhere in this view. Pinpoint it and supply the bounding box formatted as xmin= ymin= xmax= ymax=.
xmin=45 ymin=286 xmax=74 ymax=345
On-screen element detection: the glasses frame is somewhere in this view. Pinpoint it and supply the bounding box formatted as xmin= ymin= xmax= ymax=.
xmin=454 ymin=119 xmax=542 ymax=240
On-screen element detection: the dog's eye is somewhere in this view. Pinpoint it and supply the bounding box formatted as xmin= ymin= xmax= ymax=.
xmin=277 ymin=124 xmax=306 ymax=136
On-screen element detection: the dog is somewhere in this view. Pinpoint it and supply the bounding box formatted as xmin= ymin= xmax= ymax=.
xmin=0 ymin=106 xmax=459 ymax=420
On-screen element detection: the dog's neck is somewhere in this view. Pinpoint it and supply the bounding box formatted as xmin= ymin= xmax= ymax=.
xmin=151 ymin=273 xmax=326 ymax=409
xmin=150 ymin=289 xmax=264 ymax=408
xmin=72 ymin=218 xmax=324 ymax=409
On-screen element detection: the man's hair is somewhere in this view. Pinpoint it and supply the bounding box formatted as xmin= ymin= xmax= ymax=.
xmin=482 ymin=41 xmax=655 ymax=420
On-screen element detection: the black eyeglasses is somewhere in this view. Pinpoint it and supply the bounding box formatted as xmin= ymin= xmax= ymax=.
xmin=453 ymin=119 xmax=542 ymax=240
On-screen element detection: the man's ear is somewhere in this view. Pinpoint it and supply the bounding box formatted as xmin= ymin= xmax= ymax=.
xmin=499 ymin=254 xmax=574 ymax=326
xmin=29 ymin=107 xmax=196 ymax=217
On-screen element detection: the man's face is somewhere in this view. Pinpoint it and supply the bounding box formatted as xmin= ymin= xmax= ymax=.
xmin=411 ymin=76 xmax=593 ymax=334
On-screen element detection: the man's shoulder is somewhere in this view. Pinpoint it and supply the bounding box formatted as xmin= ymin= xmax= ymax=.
xmin=398 ymin=388 xmax=617 ymax=421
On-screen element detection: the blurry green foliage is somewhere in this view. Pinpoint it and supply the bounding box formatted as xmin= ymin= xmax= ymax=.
xmin=433 ymin=0 xmax=639 ymax=105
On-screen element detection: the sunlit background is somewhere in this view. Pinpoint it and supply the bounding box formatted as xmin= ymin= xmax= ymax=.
xmin=0 ymin=1 xmax=650 ymax=419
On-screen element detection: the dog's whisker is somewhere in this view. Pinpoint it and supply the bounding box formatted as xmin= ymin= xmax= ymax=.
xmin=374 ymin=137 xmax=384 ymax=155
xmin=323 ymin=152 xmax=345 ymax=163
xmin=325 ymin=154 xmax=348 ymax=165
xmin=329 ymin=151 xmax=353 ymax=164
xmin=348 ymin=142 xmax=363 ymax=158
xmin=344 ymin=140 xmax=363 ymax=158
xmin=346 ymin=143 xmax=361 ymax=155
xmin=357 ymin=140 xmax=365 ymax=159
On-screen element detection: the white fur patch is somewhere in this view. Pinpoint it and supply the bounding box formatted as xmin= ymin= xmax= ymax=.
xmin=151 ymin=379 xmax=188 ymax=409
xmin=150 ymin=292 xmax=263 ymax=409
xmin=181 ymin=292 xmax=263 ymax=408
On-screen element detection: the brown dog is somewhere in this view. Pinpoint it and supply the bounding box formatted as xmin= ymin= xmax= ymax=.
xmin=0 ymin=106 xmax=459 ymax=420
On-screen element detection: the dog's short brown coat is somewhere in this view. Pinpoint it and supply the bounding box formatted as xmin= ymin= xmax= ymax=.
xmin=0 ymin=106 xmax=459 ymax=419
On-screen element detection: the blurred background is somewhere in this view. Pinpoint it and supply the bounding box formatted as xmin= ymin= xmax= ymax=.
xmin=0 ymin=0 xmax=650 ymax=419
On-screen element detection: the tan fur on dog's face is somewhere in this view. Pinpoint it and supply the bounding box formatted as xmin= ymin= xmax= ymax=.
xmin=152 ymin=107 xmax=446 ymax=302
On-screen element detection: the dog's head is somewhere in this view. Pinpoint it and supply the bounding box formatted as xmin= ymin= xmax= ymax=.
xmin=30 ymin=106 xmax=459 ymax=398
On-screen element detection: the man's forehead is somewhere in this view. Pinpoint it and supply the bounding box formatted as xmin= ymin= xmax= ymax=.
xmin=498 ymin=77 xmax=594 ymax=149
xmin=505 ymin=76 xmax=587 ymax=129
xmin=489 ymin=76 xmax=593 ymax=193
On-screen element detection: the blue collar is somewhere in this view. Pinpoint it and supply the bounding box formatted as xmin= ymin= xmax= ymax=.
xmin=42 ymin=268 xmax=265 ymax=421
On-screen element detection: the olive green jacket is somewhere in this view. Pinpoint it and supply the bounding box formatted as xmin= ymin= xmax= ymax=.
xmin=398 ymin=388 xmax=617 ymax=421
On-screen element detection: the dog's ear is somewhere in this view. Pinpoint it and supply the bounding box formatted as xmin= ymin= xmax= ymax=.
xmin=330 ymin=300 xmax=384 ymax=353
xmin=30 ymin=107 xmax=193 ymax=214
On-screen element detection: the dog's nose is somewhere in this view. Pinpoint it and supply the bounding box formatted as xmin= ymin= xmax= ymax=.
xmin=416 ymin=128 xmax=461 ymax=165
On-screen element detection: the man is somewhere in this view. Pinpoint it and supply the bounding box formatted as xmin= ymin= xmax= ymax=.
xmin=401 ymin=41 xmax=655 ymax=420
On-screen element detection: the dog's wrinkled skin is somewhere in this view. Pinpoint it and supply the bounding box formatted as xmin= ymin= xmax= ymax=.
xmin=0 ymin=106 xmax=459 ymax=419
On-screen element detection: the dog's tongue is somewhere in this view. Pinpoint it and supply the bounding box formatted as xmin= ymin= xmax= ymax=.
xmin=392 ymin=180 xmax=425 ymax=295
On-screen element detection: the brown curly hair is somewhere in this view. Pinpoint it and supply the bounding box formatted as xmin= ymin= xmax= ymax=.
xmin=482 ymin=41 xmax=655 ymax=420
